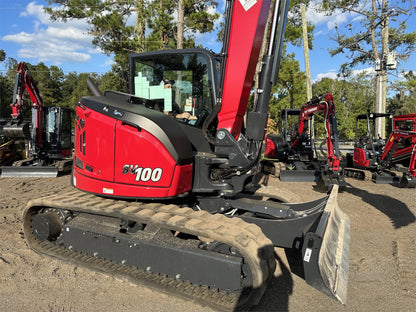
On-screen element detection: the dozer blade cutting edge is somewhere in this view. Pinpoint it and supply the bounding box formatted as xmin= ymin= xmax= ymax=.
xmin=1 ymin=158 xmax=73 ymax=178
xmin=373 ymin=173 xmax=400 ymax=185
xmin=302 ymin=184 xmax=350 ymax=305
xmin=279 ymin=169 xmax=320 ymax=182
xmin=1 ymin=166 xmax=60 ymax=178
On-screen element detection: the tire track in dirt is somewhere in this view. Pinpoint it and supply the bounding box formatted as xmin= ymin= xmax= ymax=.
xmin=393 ymin=224 xmax=416 ymax=298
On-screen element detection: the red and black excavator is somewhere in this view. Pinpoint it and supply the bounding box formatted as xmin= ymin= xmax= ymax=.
xmin=23 ymin=1 xmax=350 ymax=310
xmin=0 ymin=62 xmax=73 ymax=177
xmin=265 ymin=92 xmax=346 ymax=192
xmin=344 ymin=112 xmax=416 ymax=188
xmin=382 ymin=113 xmax=416 ymax=187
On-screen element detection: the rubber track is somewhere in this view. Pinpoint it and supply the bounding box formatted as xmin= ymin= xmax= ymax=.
xmin=343 ymin=168 xmax=372 ymax=181
xmin=23 ymin=189 xmax=276 ymax=311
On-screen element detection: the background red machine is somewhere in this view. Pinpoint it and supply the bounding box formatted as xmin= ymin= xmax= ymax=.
xmin=345 ymin=112 xmax=415 ymax=187
xmin=265 ymin=92 xmax=346 ymax=191
xmin=380 ymin=113 xmax=415 ymax=187
xmin=0 ymin=62 xmax=72 ymax=177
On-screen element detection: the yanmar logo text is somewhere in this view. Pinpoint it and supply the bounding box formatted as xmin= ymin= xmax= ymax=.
xmin=122 ymin=165 xmax=163 ymax=182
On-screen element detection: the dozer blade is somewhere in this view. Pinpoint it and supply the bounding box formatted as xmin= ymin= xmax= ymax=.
xmin=302 ymin=184 xmax=350 ymax=305
xmin=373 ymin=172 xmax=400 ymax=184
xmin=1 ymin=165 xmax=59 ymax=178
xmin=279 ymin=169 xmax=320 ymax=182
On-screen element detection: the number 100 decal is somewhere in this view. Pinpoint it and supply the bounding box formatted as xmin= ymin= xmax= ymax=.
xmin=122 ymin=165 xmax=163 ymax=182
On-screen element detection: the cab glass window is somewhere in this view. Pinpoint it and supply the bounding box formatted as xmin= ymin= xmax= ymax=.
xmin=132 ymin=52 xmax=214 ymax=127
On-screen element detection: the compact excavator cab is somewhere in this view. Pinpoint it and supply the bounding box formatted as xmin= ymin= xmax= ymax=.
xmin=73 ymin=49 xmax=221 ymax=198
xmin=129 ymin=49 xmax=217 ymax=128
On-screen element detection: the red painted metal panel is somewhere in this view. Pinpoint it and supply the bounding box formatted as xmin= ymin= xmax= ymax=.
xmin=113 ymin=120 xmax=176 ymax=187
xmin=73 ymin=106 xmax=193 ymax=198
xmin=264 ymin=136 xmax=276 ymax=158
xmin=74 ymin=104 xmax=116 ymax=182
xmin=353 ymin=148 xmax=369 ymax=168
xmin=73 ymin=163 xmax=193 ymax=198
xmin=217 ymin=0 xmax=271 ymax=137
xmin=392 ymin=113 xmax=416 ymax=131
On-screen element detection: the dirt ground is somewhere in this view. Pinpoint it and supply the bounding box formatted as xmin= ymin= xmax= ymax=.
xmin=0 ymin=174 xmax=415 ymax=312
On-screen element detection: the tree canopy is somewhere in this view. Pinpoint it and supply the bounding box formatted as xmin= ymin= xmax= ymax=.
xmin=318 ymin=0 xmax=416 ymax=74
xmin=45 ymin=0 xmax=219 ymax=70
xmin=388 ymin=70 xmax=416 ymax=115
xmin=2 ymin=0 xmax=413 ymax=141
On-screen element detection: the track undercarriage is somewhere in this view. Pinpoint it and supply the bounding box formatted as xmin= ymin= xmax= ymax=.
xmin=23 ymin=189 xmax=276 ymax=311
xmin=343 ymin=167 xmax=373 ymax=181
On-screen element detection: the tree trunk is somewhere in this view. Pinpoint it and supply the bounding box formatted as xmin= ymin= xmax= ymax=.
xmin=135 ymin=0 xmax=145 ymax=52
xmin=159 ymin=0 xmax=164 ymax=50
xmin=177 ymin=0 xmax=184 ymax=49
xmin=301 ymin=4 xmax=312 ymax=101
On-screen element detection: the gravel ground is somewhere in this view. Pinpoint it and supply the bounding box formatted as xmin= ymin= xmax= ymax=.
xmin=0 ymin=174 xmax=415 ymax=312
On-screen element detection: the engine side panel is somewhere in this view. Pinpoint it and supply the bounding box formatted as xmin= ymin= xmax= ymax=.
xmin=75 ymin=105 xmax=116 ymax=181
xmin=353 ymin=147 xmax=370 ymax=168
xmin=73 ymin=97 xmax=193 ymax=198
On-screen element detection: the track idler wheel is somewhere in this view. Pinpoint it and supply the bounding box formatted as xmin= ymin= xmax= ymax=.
xmin=32 ymin=211 xmax=63 ymax=241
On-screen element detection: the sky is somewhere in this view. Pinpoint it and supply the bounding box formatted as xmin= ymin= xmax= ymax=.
xmin=0 ymin=0 xmax=415 ymax=83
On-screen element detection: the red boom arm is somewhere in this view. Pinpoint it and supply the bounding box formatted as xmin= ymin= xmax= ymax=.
xmin=10 ymin=62 xmax=44 ymax=148
xmin=217 ymin=0 xmax=271 ymax=138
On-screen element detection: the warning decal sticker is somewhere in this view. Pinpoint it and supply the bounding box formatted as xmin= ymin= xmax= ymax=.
xmin=303 ymin=248 xmax=312 ymax=262
xmin=239 ymin=0 xmax=257 ymax=11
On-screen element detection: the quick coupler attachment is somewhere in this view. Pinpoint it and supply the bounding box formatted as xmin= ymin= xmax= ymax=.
xmin=316 ymin=173 xmax=347 ymax=193
xmin=302 ymin=184 xmax=350 ymax=305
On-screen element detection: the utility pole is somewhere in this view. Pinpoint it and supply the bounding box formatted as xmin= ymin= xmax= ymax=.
xmin=374 ymin=0 xmax=395 ymax=139
xmin=380 ymin=6 xmax=389 ymax=139
xmin=301 ymin=4 xmax=314 ymax=145
xmin=301 ymin=4 xmax=312 ymax=101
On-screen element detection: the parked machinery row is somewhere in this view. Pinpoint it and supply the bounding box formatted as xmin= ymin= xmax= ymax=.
xmin=0 ymin=62 xmax=72 ymax=177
